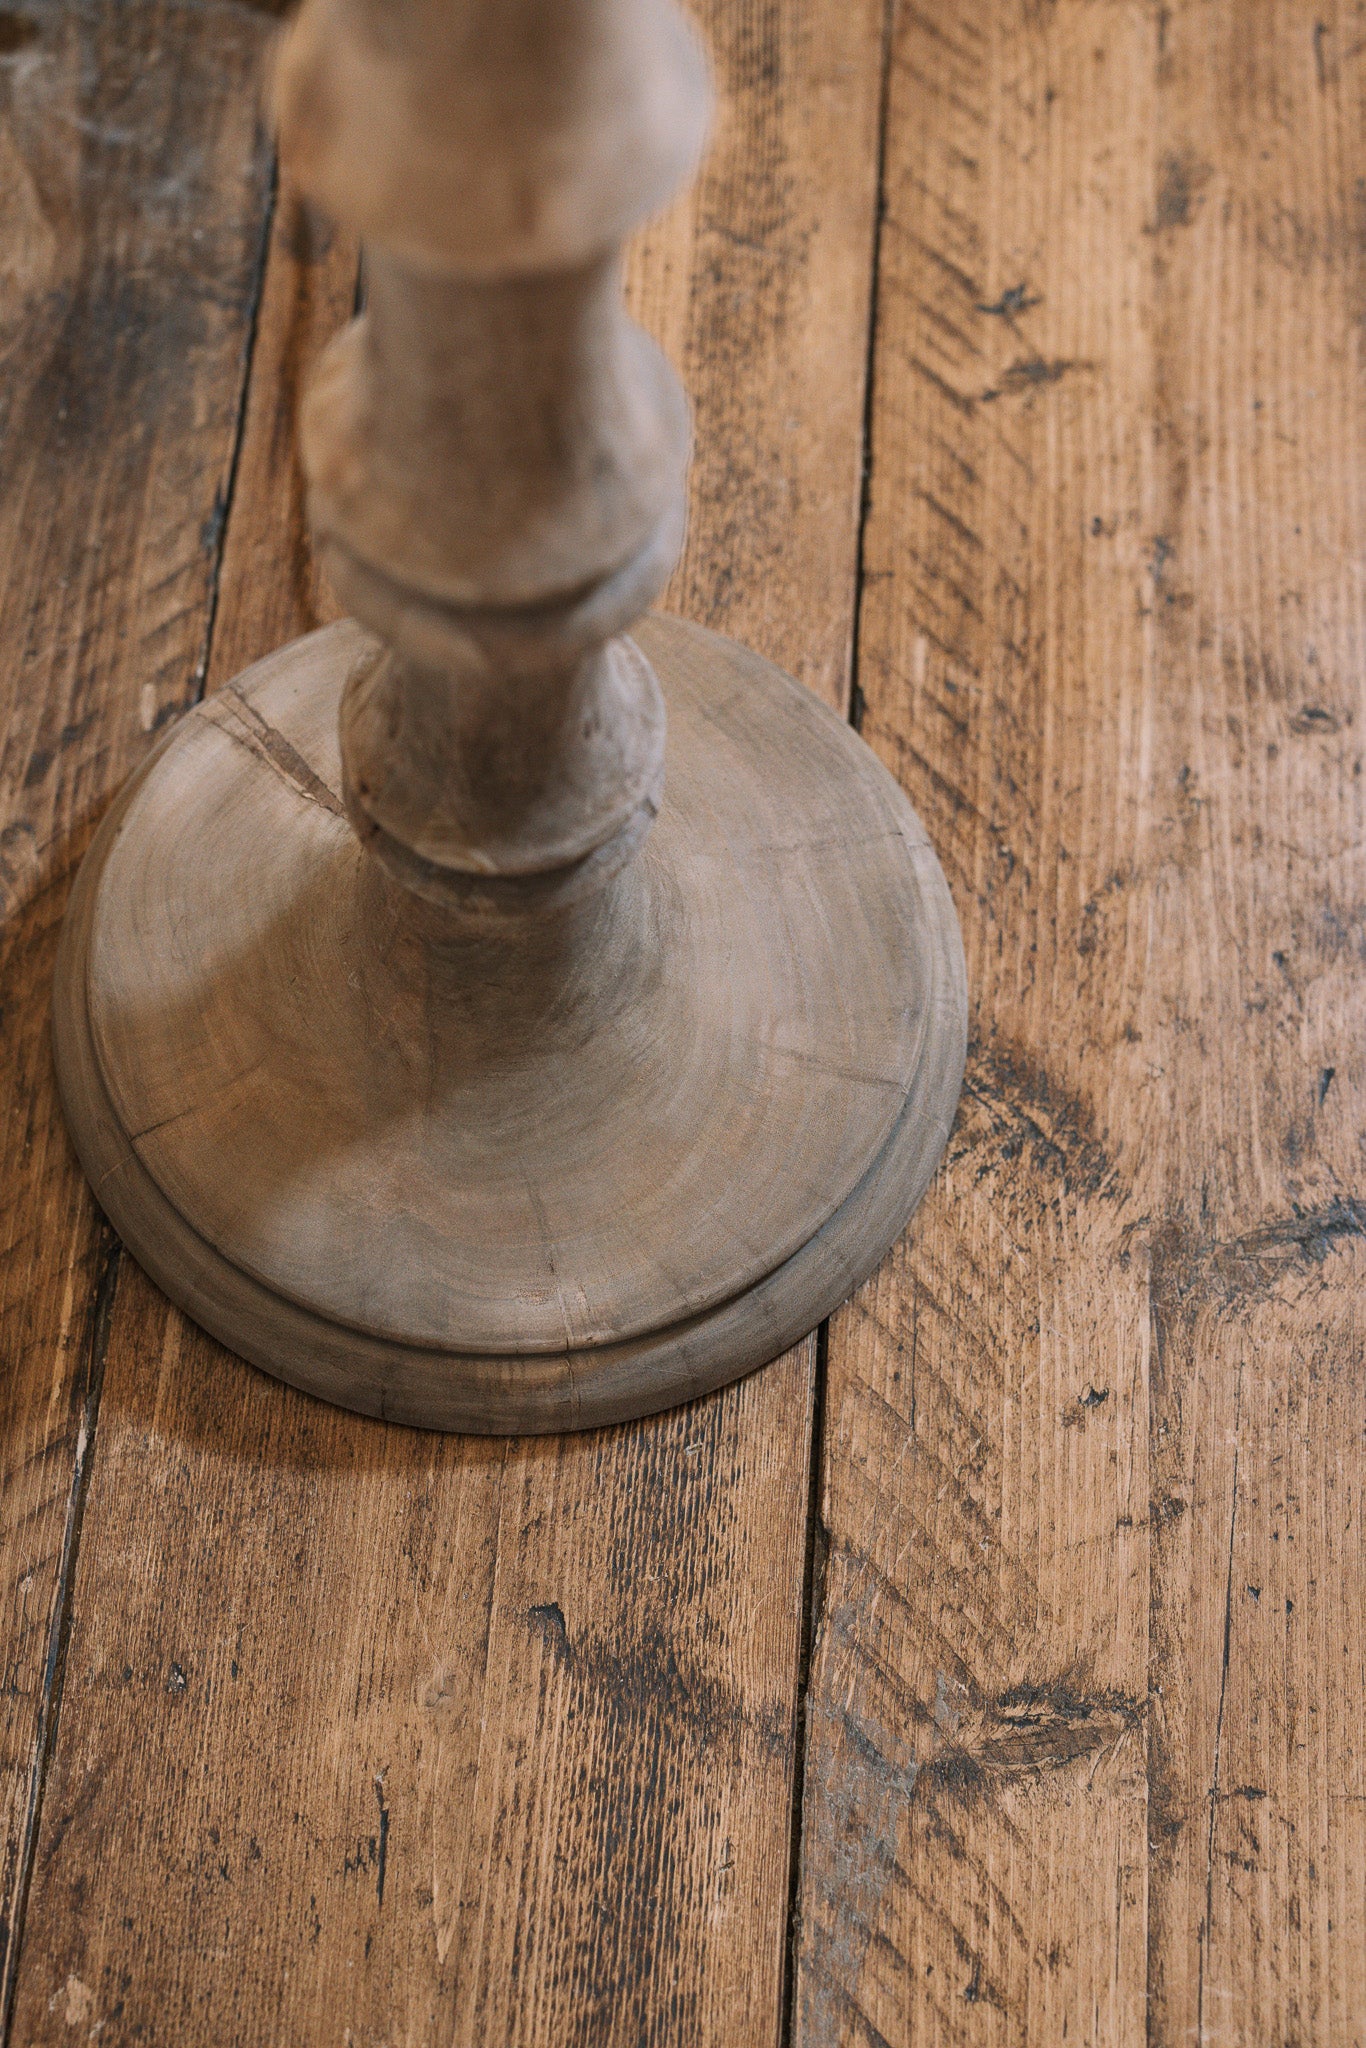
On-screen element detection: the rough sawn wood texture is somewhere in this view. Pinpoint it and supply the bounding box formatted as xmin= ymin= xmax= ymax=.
xmin=793 ymin=1 xmax=1366 ymax=2044
xmin=0 ymin=1 xmax=275 ymax=2029
xmin=2 ymin=0 xmax=1364 ymax=2044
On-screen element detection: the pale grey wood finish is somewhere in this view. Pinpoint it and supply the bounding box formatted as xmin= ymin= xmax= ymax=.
xmin=55 ymin=616 xmax=965 ymax=1431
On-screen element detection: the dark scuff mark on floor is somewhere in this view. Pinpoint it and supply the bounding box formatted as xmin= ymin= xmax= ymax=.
xmin=976 ymin=282 xmax=1041 ymax=319
xmin=373 ymin=1770 xmax=389 ymax=1910
xmin=1151 ymin=1196 xmax=1366 ymax=1315
xmin=528 ymin=1600 xmax=572 ymax=1664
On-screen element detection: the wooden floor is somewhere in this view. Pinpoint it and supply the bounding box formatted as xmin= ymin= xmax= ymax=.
xmin=2 ymin=0 xmax=1364 ymax=2042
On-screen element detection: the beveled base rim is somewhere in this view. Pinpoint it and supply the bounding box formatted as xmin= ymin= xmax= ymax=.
xmin=53 ymin=619 xmax=967 ymax=1434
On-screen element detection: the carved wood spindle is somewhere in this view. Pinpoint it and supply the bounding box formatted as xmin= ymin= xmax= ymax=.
xmin=276 ymin=0 xmax=707 ymax=913
xmin=53 ymin=0 xmax=967 ymax=1432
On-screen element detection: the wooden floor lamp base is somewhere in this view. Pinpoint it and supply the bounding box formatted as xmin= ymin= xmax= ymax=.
xmin=54 ymin=615 xmax=965 ymax=1432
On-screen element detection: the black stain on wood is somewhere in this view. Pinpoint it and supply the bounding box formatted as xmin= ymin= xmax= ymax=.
xmin=38 ymin=1758 xmax=110 ymax=1872
xmin=373 ymin=1772 xmax=389 ymax=1909
xmin=528 ymin=1601 xmax=571 ymax=1662
xmin=1157 ymin=155 xmax=1194 ymax=228
xmin=919 ymin=1680 xmax=1144 ymax=1793
xmin=982 ymin=356 xmax=1087 ymax=401
xmin=1064 ymin=1382 xmax=1111 ymax=1428
xmin=959 ymin=1037 xmax=1119 ymax=1202
xmin=568 ymin=1616 xmax=774 ymax=1762
xmin=1154 ymin=151 xmax=1211 ymax=230
xmin=0 ymin=10 xmax=38 ymax=53
xmin=1151 ymin=1197 xmax=1366 ymax=1318
xmin=976 ymin=282 xmax=1041 ymax=319
xmin=1290 ymin=703 xmax=1342 ymax=734
xmin=200 ymin=485 xmax=229 ymax=558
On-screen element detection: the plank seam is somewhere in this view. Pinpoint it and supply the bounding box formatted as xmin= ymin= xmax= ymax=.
xmin=0 ymin=136 xmax=280 ymax=2043
xmin=781 ymin=1321 xmax=831 ymax=2047
xmin=782 ymin=0 xmax=898 ymax=2029
xmin=190 ymin=151 xmax=280 ymax=708
xmin=1195 ymin=1355 xmax=1246 ymax=2048
xmin=0 ymin=1230 xmax=120 ymax=2048
xmin=845 ymin=0 xmax=898 ymax=741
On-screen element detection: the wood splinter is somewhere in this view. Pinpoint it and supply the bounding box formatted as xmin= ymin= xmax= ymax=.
xmin=52 ymin=0 xmax=967 ymax=1431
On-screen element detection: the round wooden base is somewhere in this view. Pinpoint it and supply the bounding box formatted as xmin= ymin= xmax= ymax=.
xmin=53 ymin=616 xmax=965 ymax=1432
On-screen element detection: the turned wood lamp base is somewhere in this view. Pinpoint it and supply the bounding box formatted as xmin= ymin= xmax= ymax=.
xmin=55 ymin=616 xmax=965 ymax=1432
xmin=55 ymin=0 xmax=967 ymax=1432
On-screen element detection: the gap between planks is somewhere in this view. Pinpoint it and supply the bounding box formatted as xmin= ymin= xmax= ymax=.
xmin=0 ymin=126 xmax=314 ymax=2048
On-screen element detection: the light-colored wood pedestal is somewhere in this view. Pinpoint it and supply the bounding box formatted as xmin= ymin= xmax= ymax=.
xmin=54 ymin=613 xmax=965 ymax=1431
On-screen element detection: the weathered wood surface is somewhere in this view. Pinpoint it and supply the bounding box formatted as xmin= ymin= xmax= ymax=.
xmin=0 ymin=1 xmax=273 ymax=2030
xmin=5 ymin=0 xmax=1364 ymax=2041
xmin=794 ymin=1 xmax=1366 ymax=2044
xmin=8 ymin=0 xmax=887 ymax=2041
xmin=206 ymin=179 xmax=357 ymax=683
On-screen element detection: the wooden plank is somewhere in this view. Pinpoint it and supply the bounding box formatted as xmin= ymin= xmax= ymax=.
xmin=794 ymin=4 xmax=1157 ymax=2036
xmin=8 ymin=0 xmax=887 ymax=2041
xmin=794 ymin=0 xmax=1366 ymax=2041
xmin=204 ymin=179 xmax=356 ymax=686
xmin=1142 ymin=2 xmax=1366 ymax=2038
xmin=0 ymin=2 xmax=274 ymax=2030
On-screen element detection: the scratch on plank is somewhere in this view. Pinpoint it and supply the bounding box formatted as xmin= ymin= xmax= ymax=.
xmin=1198 ymin=1358 xmax=1245 ymax=2048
